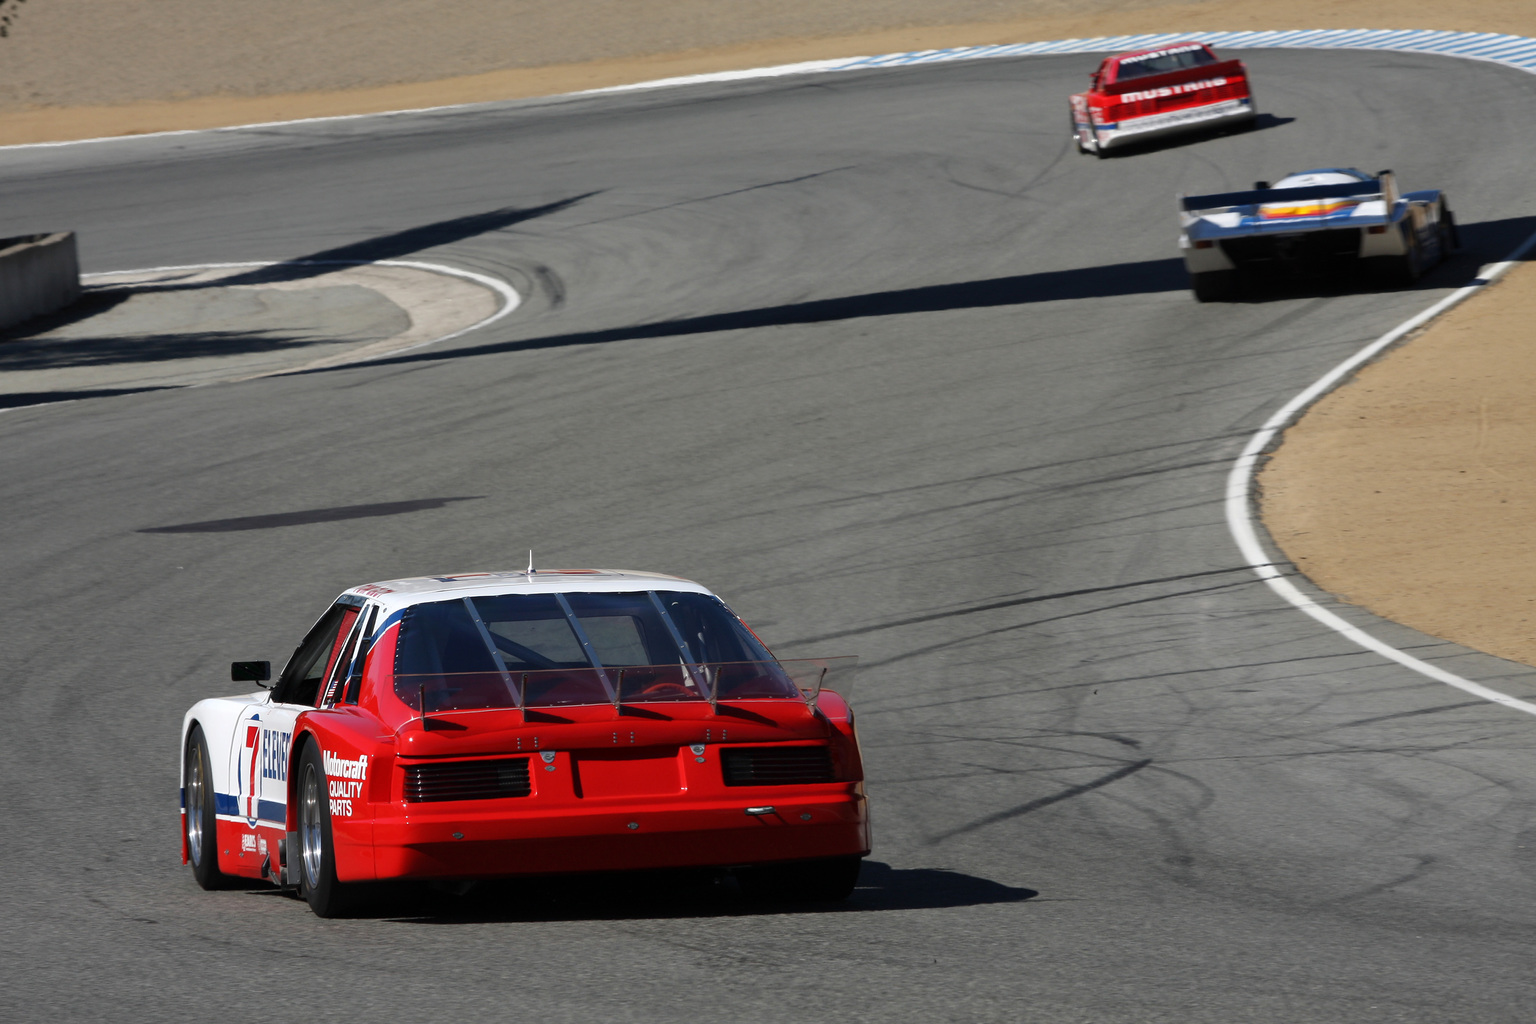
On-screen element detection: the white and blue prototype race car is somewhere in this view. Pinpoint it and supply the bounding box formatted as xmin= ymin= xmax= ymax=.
xmin=1178 ymin=168 xmax=1457 ymax=301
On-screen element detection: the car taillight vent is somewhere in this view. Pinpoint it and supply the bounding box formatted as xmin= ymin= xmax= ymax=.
xmin=404 ymin=758 xmax=531 ymax=802
xmin=721 ymin=746 xmax=834 ymax=786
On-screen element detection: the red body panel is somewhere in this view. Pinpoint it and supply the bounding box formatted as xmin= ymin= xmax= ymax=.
xmin=1069 ymin=44 xmax=1254 ymax=153
xmin=285 ymin=625 xmax=867 ymax=882
xmin=194 ymin=583 xmax=871 ymax=889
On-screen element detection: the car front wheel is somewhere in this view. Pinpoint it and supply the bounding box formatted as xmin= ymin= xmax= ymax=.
xmin=185 ymin=725 xmax=226 ymax=890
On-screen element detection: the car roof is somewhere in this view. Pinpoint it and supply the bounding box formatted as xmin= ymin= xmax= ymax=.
xmin=343 ymin=568 xmax=715 ymax=611
xmin=1110 ymin=41 xmax=1211 ymax=65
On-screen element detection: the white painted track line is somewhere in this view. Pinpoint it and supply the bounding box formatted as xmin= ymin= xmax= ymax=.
xmin=80 ymin=258 xmax=522 ymax=366
xmin=1225 ymin=229 xmax=1536 ymax=717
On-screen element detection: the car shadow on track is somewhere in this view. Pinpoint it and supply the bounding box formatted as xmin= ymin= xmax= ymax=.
xmin=1094 ymin=112 xmax=1295 ymax=158
xmin=278 ymin=861 xmax=1039 ymax=923
xmin=334 ymin=257 xmax=1194 ymax=371
xmin=1196 ymin=213 xmax=1536 ymax=303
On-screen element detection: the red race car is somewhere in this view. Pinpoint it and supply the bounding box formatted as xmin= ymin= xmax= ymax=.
xmin=179 ymin=567 xmax=868 ymax=916
xmin=1069 ymin=41 xmax=1255 ymax=156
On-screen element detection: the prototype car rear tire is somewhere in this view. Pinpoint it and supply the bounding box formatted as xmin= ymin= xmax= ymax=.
xmin=297 ymin=741 xmax=355 ymax=917
xmin=185 ymin=725 xmax=226 ymax=890
xmin=1390 ymin=221 xmax=1425 ymax=285
xmin=1438 ymin=204 xmax=1459 ymax=261
xmin=737 ymin=856 xmax=862 ymax=903
xmin=1190 ymin=270 xmax=1236 ymax=303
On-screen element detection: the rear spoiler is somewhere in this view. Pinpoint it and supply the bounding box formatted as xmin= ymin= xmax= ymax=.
xmin=1104 ymin=57 xmax=1246 ymax=94
xmin=1181 ymin=172 xmax=1399 ymax=214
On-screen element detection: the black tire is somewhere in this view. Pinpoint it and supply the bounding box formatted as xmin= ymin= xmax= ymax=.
xmin=1438 ymin=205 xmax=1459 ymax=260
xmin=184 ymin=725 xmax=227 ymax=890
xmin=296 ymin=741 xmax=355 ymax=917
xmin=1070 ymin=109 xmax=1090 ymax=155
xmin=737 ymin=856 xmax=862 ymax=903
xmin=1190 ymin=270 xmax=1236 ymax=303
xmin=1390 ymin=221 xmax=1424 ymax=285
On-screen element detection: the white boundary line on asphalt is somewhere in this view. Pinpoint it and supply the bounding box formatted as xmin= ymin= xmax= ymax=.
xmin=80 ymin=257 xmax=522 ymax=363
xmin=1225 ymin=228 xmax=1536 ymax=716
xmin=1 ymin=257 xmax=521 ymax=413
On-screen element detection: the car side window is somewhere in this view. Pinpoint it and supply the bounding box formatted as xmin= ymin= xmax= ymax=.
xmin=321 ymin=605 xmax=375 ymax=708
xmin=272 ymin=603 xmax=357 ymax=706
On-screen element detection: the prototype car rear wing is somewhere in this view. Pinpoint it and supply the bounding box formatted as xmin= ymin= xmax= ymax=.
xmin=1180 ymin=172 xmax=1399 ymax=216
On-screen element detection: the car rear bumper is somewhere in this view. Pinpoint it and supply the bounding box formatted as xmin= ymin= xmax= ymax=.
xmin=1099 ymin=97 xmax=1254 ymax=150
xmin=364 ymin=787 xmax=871 ymax=880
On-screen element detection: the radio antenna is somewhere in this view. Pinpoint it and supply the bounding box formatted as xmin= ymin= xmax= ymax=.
xmin=526 ymin=550 xmax=535 ymax=577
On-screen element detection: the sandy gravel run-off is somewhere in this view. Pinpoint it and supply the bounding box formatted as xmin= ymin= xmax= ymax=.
xmin=1261 ymin=261 xmax=1536 ymax=668
xmin=4 ymin=0 xmax=1535 ymax=669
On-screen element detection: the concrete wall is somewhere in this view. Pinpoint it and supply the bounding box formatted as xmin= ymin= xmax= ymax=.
xmin=0 ymin=232 xmax=81 ymax=331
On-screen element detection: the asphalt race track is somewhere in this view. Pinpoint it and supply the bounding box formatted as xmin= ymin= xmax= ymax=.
xmin=5 ymin=49 xmax=1536 ymax=1023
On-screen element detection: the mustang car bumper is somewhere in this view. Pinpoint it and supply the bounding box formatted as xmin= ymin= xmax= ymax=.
xmin=1099 ymin=97 xmax=1254 ymax=150
xmin=362 ymin=786 xmax=870 ymax=880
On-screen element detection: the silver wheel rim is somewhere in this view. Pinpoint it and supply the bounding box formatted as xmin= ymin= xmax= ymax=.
xmin=300 ymin=762 xmax=323 ymax=889
xmin=186 ymin=742 xmax=206 ymax=865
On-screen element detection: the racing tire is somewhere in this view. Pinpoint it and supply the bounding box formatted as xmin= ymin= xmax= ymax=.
xmin=1438 ymin=205 xmax=1459 ymax=260
xmin=1189 ymin=270 xmax=1236 ymax=303
xmin=296 ymin=741 xmax=355 ymax=918
xmin=1071 ymin=109 xmax=1090 ymax=155
xmin=184 ymin=725 xmax=227 ymax=890
xmin=1389 ymin=221 xmax=1425 ymax=286
xmin=736 ymin=856 xmax=862 ymax=903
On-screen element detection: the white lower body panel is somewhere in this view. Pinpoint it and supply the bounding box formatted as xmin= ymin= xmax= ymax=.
xmin=1098 ymin=98 xmax=1254 ymax=151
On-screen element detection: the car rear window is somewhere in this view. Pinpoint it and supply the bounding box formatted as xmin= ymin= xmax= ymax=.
xmin=1115 ymin=44 xmax=1218 ymax=80
xmin=393 ymin=590 xmax=793 ymax=711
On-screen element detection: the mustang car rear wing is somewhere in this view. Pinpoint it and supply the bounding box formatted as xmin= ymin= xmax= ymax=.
xmin=1180 ymin=172 xmax=1398 ymax=217
xmin=398 ymin=657 xmax=859 ymax=720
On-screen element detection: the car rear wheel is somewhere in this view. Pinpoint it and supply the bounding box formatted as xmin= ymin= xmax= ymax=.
xmin=1438 ymin=204 xmax=1459 ymax=261
xmin=185 ymin=725 xmax=226 ymax=890
xmin=1190 ymin=270 xmax=1236 ymax=303
xmin=297 ymin=742 xmax=355 ymax=917
xmin=1390 ymin=221 xmax=1425 ymax=285
xmin=737 ymin=856 xmax=862 ymax=903
xmin=1070 ymin=109 xmax=1091 ymax=155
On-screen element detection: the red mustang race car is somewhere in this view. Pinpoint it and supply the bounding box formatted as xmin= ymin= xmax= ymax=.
xmin=180 ymin=568 xmax=868 ymax=916
xmin=1070 ymin=41 xmax=1255 ymax=156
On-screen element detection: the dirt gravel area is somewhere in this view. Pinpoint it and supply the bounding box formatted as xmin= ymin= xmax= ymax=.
xmin=1261 ymin=262 xmax=1536 ymax=667
xmin=5 ymin=0 xmax=1535 ymax=666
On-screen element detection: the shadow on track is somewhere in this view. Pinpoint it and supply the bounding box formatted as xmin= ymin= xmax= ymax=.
xmin=235 ymin=861 xmax=1038 ymax=923
xmin=314 ymin=216 xmax=1536 ymax=371
xmin=139 ymin=496 xmax=484 ymax=533
xmin=1179 ymin=213 xmax=1536 ymax=304
xmin=210 ymin=194 xmax=599 ymax=286
xmin=340 ymin=257 xmax=1193 ymax=369
xmin=1093 ymin=112 xmax=1295 ymax=158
